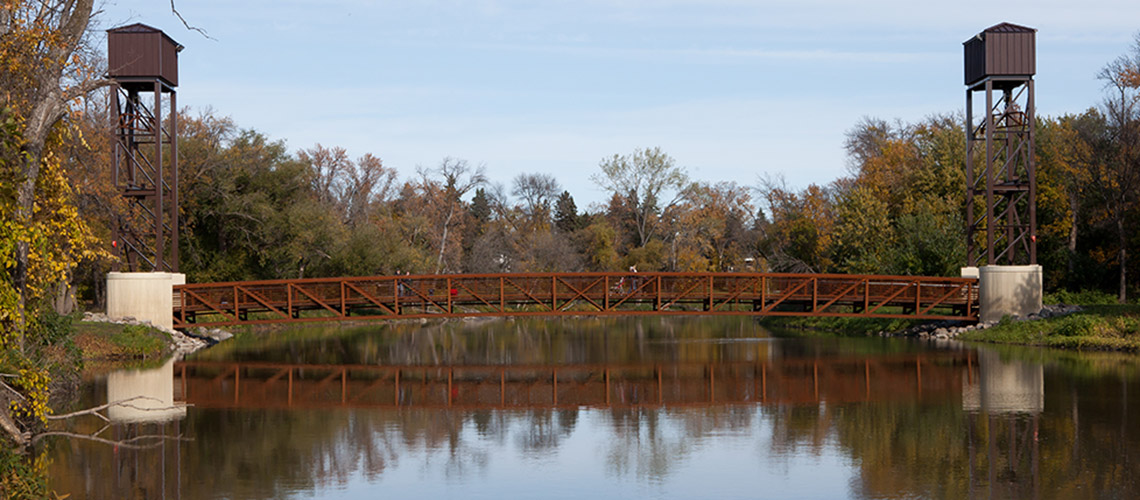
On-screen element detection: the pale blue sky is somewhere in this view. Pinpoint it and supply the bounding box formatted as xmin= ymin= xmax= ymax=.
xmin=98 ymin=1 xmax=1140 ymax=207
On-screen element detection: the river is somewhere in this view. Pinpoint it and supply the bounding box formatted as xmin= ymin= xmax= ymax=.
xmin=45 ymin=316 xmax=1140 ymax=499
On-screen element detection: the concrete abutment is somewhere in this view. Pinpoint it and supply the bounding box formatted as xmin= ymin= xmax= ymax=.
xmin=106 ymin=272 xmax=185 ymax=331
xmin=968 ymin=265 xmax=1043 ymax=324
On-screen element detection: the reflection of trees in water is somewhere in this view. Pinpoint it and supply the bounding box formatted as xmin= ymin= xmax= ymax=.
xmin=765 ymin=405 xmax=835 ymax=457
xmin=49 ymin=321 xmax=1140 ymax=498
xmin=200 ymin=316 xmax=773 ymax=367
xmin=603 ymin=409 xmax=682 ymax=482
xmin=50 ymin=374 xmax=1140 ymax=499
xmin=601 ymin=406 xmax=756 ymax=483
xmin=515 ymin=410 xmax=577 ymax=457
xmin=762 ymin=372 xmax=1140 ymax=499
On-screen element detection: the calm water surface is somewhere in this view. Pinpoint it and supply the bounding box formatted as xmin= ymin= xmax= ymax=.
xmin=46 ymin=317 xmax=1140 ymax=499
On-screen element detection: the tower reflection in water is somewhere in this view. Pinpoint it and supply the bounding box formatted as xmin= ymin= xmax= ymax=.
xmin=57 ymin=359 xmax=187 ymax=499
xmin=962 ymin=349 xmax=1044 ymax=499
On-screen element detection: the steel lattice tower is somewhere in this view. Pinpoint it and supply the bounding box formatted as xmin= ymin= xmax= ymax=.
xmin=964 ymin=23 xmax=1037 ymax=267
xmin=106 ymin=24 xmax=182 ymax=272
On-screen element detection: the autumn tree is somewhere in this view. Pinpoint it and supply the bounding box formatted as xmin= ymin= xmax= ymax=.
xmin=756 ymin=176 xmax=836 ymax=273
xmin=298 ymin=145 xmax=397 ymax=227
xmin=1 ymin=0 xmax=104 ymax=350
xmin=674 ymin=181 xmax=755 ymax=271
xmin=179 ymin=125 xmax=342 ymax=280
xmin=511 ymin=172 xmax=560 ymax=231
xmin=825 ymin=115 xmax=966 ymax=277
xmin=1091 ymin=35 xmax=1140 ymax=302
xmin=0 ymin=0 xmax=115 ymax=452
xmin=592 ymin=147 xmax=688 ymax=248
xmin=1035 ymin=115 xmax=1102 ymax=287
xmin=416 ymin=157 xmax=486 ymax=273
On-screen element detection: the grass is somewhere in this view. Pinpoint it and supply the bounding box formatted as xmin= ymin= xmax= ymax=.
xmin=958 ymin=305 xmax=1140 ymax=351
xmin=73 ymin=321 xmax=172 ymax=360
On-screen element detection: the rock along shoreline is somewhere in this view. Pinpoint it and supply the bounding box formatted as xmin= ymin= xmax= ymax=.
xmin=882 ymin=304 xmax=1083 ymax=340
xmin=80 ymin=312 xmax=234 ymax=357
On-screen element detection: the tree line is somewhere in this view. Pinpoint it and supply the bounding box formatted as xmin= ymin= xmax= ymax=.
xmin=163 ymin=121 xmax=761 ymax=284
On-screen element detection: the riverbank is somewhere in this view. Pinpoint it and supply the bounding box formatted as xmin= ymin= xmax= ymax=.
xmin=763 ymin=303 xmax=1140 ymax=352
xmin=76 ymin=313 xmax=209 ymax=362
xmin=957 ymin=304 xmax=1140 ymax=351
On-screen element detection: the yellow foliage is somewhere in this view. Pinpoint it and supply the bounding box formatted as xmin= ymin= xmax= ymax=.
xmin=8 ymin=366 xmax=51 ymax=424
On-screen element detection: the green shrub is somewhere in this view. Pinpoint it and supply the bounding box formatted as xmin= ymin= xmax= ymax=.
xmin=26 ymin=309 xmax=74 ymax=347
xmin=1045 ymin=289 xmax=1119 ymax=306
xmin=1054 ymin=315 xmax=1098 ymax=337
xmin=110 ymin=325 xmax=168 ymax=358
xmin=24 ymin=308 xmax=81 ymax=369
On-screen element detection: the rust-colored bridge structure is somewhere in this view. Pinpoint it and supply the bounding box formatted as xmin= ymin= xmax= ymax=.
xmin=174 ymin=351 xmax=973 ymax=410
xmin=172 ymin=272 xmax=978 ymax=328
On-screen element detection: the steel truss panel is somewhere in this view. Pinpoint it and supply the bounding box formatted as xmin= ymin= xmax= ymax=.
xmin=110 ymin=82 xmax=179 ymax=272
xmin=966 ymin=76 xmax=1037 ymax=266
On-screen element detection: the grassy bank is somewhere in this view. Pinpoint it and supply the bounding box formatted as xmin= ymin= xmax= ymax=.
xmin=760 ymin=288 xmax=1140 ymax=353
xmin=958 ymin=305 xmax=1140 ymax=351
xmin=72 ymin=321 xmax=173 ymax=363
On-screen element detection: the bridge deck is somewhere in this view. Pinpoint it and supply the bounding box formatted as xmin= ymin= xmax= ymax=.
xmin=173 ymin=272 xmax=978 ymax=328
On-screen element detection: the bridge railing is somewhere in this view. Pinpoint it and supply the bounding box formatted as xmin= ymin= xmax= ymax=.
xmin=173 ymin=272 xmax=977 ymax=328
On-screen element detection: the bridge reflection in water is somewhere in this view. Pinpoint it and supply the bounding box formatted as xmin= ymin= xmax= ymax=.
xmin=56 ymin=346 xmax=1107 ymax=500
xmin=174 ymin=351 xmax=974 ymax=410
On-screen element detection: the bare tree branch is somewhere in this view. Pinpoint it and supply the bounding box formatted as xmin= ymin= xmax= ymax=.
xmin=0 ymin=379 xmax=29 ymax=402
xmin=62 ymin=77 xmax=112 ymax=102
xmin=170 ymin=0 xmax=215 ymax=40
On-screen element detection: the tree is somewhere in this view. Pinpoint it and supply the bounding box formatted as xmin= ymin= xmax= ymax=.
xmin=591 ymin=147 xmax=688 ymax=247
xmin=581 ymin=219 xmax=620 ymax=271
xmin=674 ymin=181 xmax=755 ymax=271
xmin=756 ymin=176 xmax=836 ymax=273
xmin=1036 ymin=115 xmax=1097 ymax=287
xmin=1 ymin=0 xmax=105 ymax=350
xmin=416 ymin=158 xmax=486 ymax=273
xmin=298 ymin=144 xmax=350 ymax=208
xmin=341 ymin=153 xmax=397 ymax=227
xmin=516 ymin=229 xmax=583 ymax=272
xmin=826 ymin=115 xmax=967 ymax=277
xmin=553 ymin=191 xmax=583 ymax=233
xmin=1093 ymin=36 xmax=1140 ymax=303
xmin=469 ymin=188 xmax=492 ymax=226
xmin=511 ymin=173 xmax=560 ymax=231
xmin=830 ymin=185 xmax=892 ymax=274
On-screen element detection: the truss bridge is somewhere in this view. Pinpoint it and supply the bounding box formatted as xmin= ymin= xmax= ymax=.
xmin=172 ymin=272 xmax=978 ymax=328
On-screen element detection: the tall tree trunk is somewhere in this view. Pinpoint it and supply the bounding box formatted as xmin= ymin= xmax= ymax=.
xmin=436 ymin=203 xmax=455 ymax=273
xmin=6 ymin=0 xmax=98 ymax=351
xmin=1119 ymin=217 xmax=1128 ymax=304
xmin=1067 ymin=194 xmax=1079 ymax=276
xmin=12 ymin=141 xmax=47 ymax=352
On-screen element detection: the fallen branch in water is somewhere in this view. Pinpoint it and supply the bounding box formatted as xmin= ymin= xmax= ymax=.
xmin=47 ymin=396 xmax=192 ymax=422
xmin=32 ymin=431 xmax=190 ymax=448
xmin=28 ymin=396 xmax=194 ymax=449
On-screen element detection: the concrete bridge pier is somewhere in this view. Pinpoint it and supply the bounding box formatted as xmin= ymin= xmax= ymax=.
xmin=106 ymin=272 xmax=185 ymax=331
xmin=962 ymin=265 xmax=1042 ymax=323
